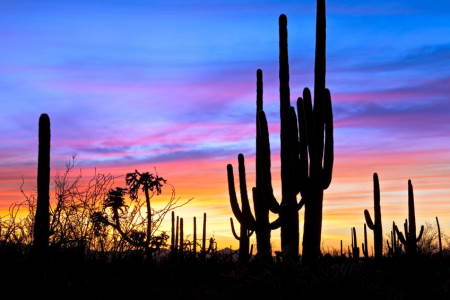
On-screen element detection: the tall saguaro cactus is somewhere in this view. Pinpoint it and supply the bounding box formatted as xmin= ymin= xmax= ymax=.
xmin=364 ymin=173 xmax=383 ymax=258
xmin=299 ymin=0 xmax=334 ymax=263
xmin=34 ymin=114 xmax=51 ymax=253
xmin=394 ymin=180 xmax=424 ymax=255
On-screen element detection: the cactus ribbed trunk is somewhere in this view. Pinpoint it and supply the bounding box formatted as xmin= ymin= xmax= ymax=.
xmin=34 ymin=114 xmax=51 ymax=253
xmin=278 ymin=14 xmax=301 ymax=260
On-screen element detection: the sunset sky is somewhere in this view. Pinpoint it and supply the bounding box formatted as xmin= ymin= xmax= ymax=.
xmin=1 ymin=0 xmax=449 ymax=252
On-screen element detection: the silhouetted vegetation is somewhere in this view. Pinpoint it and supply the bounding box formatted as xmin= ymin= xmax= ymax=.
xmin=0 ymin=0 xmax=449 ymax=298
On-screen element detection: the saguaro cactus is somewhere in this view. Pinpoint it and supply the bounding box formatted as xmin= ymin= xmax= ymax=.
xmin=202 ymin=212 xmax=207 ymax=255
xmin=351 ymin=227 xmax=359 ymax=259
xmin=179 ymin=217 xmax=184 ymax=253
xmin=394 ymin=180 xmax=424 ymax=255
xmin=171 ymin=211 xmax=176 ymax=251
xmin=300 ymin=0 xmax=334 ymax=263
xmin=364 ymin=173 xmax=383 ymax=258
xmin=193 ymin=216 xmax=197 ymax=255
xmin=227 ymin=1 xmax=333 ymax=262
xmin=228 ymin=154 xmax=280 ymax=260
xmin=34 ymin=114 xmax=51 ymax=253
xmin=230 ymin=217 xmax=254 ymax=262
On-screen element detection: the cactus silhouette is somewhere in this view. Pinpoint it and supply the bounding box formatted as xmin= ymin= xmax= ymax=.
xmin=171 ymin=211 xmax=176 ymax=251
xmin=180 ymin=217 xmax=184 ymax=253
xmin=230 ymin=217 xmax=254 ymax=262
xmin=364 ymin=173 xmax=383 ymax=258
xmin=228 ymin=153 xmax=280 ymax=261
xmin=175 ymin=215 xmax=179 ymax=251
xmin=201 ymin=212 xmax=207 ymax=255
xmin=388 ymin=221 xmax=401 ymax=256
xmin=436 ymin=216 xmax=442 ymax=255
xmin=193 ymin=216 xmax=197 ymax=255
xmin=34 ymin=114 xmax=51 ymax=253
xmin=393 ymin=180 xmax=424 ymax=255
xmin=299 ymin=0 xmax=334 ymax=263
xmin=362 ymin=224 xmax=369 ymax=258
xmin=227 ymin=1 xmax=333 ymax=262
xmin=351 ymin=227 xmax=360 ymax=259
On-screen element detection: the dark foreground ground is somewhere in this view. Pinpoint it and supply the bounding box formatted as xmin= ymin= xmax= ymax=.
xmin=1 ymin=245 xmax=449 ymax=299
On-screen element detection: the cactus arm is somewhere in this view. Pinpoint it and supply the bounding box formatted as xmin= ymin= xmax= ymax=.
xmin=416 ymin=225 xmax=424 ymax=242
xmin=230 ymin=218 xmax=241 ymax=241
xmin=302 ymin=88 xmax=314 ymax=155
xmin=296 ymin=97 xmax=309 ymax=185
xmin=227 ymin=164 xmax=246 ymax=224
xmin=237 ymin=154 xmax=256 ymax=222
xmin=269 ymin=217 xmax=282 ymax=230
xmin=364 ymin=210 xmax=375 ymax=230
xmin=227 ymin=164 xmax=256 ymax=229
xmin=436 ymin=216 xmax=442 ymax=254
xmin=296 ymin=197 xmax=306 ymax=211
xmin=393 ymin=224 xmax=406 ymax=245
xmin=257 ymin=111 xmax=280 ymax=213
xmin=322 ymin=88 xmax=334 ymax=189
xmin=288 ymin=105 xmax=301 ymax=185
xmin=404 ymin=219 xmax=409 ymax=238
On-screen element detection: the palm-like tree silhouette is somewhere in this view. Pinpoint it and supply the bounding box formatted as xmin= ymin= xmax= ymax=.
xmin=126 ymin=170 xmax=166 ymax=243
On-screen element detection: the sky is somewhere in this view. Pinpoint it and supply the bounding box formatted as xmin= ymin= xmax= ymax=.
xmin=0 ymin=0 xmax=449 ymax=252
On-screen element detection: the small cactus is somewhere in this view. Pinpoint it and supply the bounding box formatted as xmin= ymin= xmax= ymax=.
xmin=351 ymin=227 xmax=359 ymax=259
xmin=202 ymin=212 xmax=207 ymax=255
xmin=393 ymin=180 xmax=424 ymax=255
xmin=364 ymin=173 xmax=383 ymax=258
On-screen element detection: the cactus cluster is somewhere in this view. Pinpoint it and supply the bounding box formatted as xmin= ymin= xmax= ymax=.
xmin=227 ymin=0 xmax=333 ymax=262
xmin=171 ymin=211 xmax=210 ymax=257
